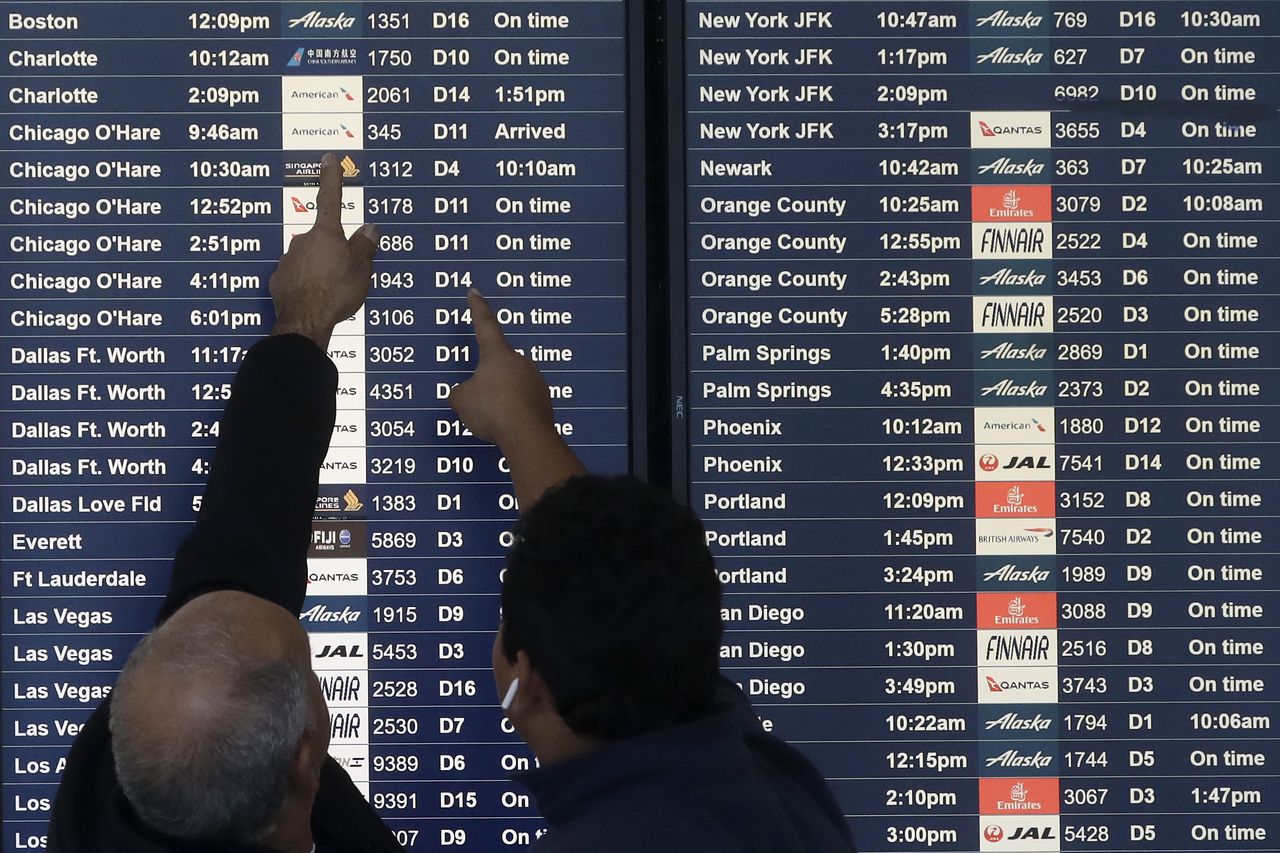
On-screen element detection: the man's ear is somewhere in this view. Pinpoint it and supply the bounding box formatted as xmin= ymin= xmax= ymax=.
xmin=289 ymin=728 xmax=323 ymax=794
xmin=510 ymin=651 xmax=554 ymax=715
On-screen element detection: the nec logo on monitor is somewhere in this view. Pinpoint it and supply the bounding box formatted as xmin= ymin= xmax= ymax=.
xmin=281 ymin=4 xmax=363 ymax=35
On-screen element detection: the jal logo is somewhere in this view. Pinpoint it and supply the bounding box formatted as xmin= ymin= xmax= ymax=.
xmin=1006 ymin=456 xmax=1049 ymax=470
xmin=980 ymin=454 xmax=999 ymax=471
xmin=316 ymin=643 xmax=364 ymax=658
xmin=1011 ymin=827 xmax=1056 ymax=840
xmin=984 ymin=826 xmax=1004 ymax=843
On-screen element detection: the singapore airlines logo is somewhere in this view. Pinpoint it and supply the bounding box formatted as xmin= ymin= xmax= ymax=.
xmin=340 ymin=155 xmax=359 ymax=178
xmin=343 ymin=489 xmax=363 ymax=511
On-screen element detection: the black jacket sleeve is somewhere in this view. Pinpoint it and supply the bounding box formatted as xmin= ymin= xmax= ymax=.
xmin=159 ymin=334 xmax=338 ymax=621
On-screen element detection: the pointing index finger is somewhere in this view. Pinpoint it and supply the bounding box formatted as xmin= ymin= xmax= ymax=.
xmin=468 ymin=290 xmax=510 ymax=358
xmin=313 ymin=152 xmax=343 ymax=231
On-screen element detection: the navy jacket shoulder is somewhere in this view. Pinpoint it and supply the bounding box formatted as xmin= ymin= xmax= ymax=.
xmin=516 ymin=678 xmax=856 ymax=853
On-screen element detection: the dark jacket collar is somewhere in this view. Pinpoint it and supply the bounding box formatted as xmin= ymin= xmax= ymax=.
xmin=513 ymin=708 xmax=748 ymax=825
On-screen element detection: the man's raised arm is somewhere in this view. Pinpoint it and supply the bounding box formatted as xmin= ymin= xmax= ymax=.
xmin=448 ymin=290 xmax=585 ymax=509
xmin=160 ymin=154 xmax=378 ymax=620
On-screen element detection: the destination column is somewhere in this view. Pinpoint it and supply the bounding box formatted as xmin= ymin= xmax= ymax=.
xmin=2 ymin=3 xmax=283 ymax=845
xmin=686 ymin=2 xmax=976 ymax=847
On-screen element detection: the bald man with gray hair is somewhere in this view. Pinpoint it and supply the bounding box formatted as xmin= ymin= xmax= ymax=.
xmin=48 ymin=155 xmax=403 ymax=853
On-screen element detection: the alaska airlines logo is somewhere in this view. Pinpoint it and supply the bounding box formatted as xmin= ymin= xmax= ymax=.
xmin=978 ymin=157 xmax=1046 ymax=176
xmin=986 ymin=749 xmax=1053 ymax=769
xmin=975 ymin=10 xmax=1044 ymax=28
xmin=981 ymin=341 xmax=1049 ymax=361
xmin=977 ymin=47 xmax=1045 ymax=66
xmin=980 ymin=378 xmax=1048 ymax=398
xmin=980 ymin=267 xmax=1047 ymax=287
xmin=300 ymin=604 xmax=361 ymax=624
xmin=288 ymin=10 xmax=357 ymax=29
xmin=984 ymin=711 xmax=1053 ymax=731
xmin=983 ymin=563 xmax=1050 ymax=583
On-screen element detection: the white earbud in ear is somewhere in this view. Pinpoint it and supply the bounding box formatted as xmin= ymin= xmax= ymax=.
xmin=500 ymin=677 xmax=520 ymax=711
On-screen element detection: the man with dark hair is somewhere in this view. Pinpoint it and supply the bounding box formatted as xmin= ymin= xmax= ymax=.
xmin=48 ymin=155 xmax=402 ymax=853
xmin=448 ymin=293 xmax=857 ymax=852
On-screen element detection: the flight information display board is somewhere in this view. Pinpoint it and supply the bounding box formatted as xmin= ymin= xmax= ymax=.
xmin=1 ymin=2 xmax=635 ymax=849
xmin=677 ymin=1 xmax=1279 ymax=851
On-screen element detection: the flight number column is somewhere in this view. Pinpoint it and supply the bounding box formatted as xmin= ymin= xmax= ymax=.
xmin=360 ymin=3 xmax=629 ymax=848
xmin=1045 ymin=4 xmax=1280 ymax=850
xmin=687 ymin=3 xmax=975 ymax=849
